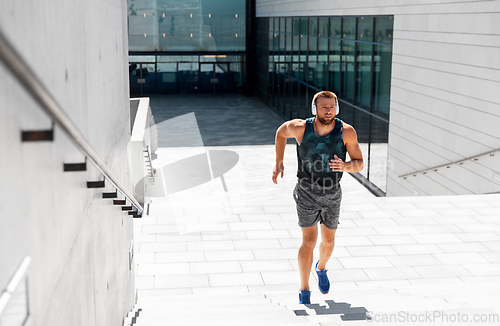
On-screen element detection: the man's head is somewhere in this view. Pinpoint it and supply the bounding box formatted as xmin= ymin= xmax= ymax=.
xmin=312 ymin=91 xmax=339 ymax=125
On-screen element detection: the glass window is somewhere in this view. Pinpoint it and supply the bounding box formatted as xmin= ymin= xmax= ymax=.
xmin=128 ymin=0 xmax=246 ymax=52
xmin=341 ymin=41 xmax=355 ymax=101
xmin=373 ymin=45 xmax=392 ymax=119
xmin=318 ymin=17 xmax=329 ymax=37
xmin=280 ymin=17 xmax=286 ymax=33
xmin=309 ymin=17 xmax=318 ymax=36
xmin=300 ymin=17 xmax=308 ymax=35
xmin=355 ymin=43 xmax=373 ymax=108
xmin=328 ymin=39 xmax=341 ymax=94
xmin=342 ymin=16 xmax=356 ymax=39
xmin=330 ymin=17 xmax=342 ymax=38
xmin=375 ymin=16 xmax=393 ymax=44
xmin=286 ymin=33 xmax=292 ymax=65
xmin=293 ymin=17 xmax=300 ymax=34
xmin=317 ymin=37 xmax=328 ymax=90
xmin=357 ymin=16 xmax=374 ymax=42
xmin=129 ymin=55 xmax=155 ymax=63
xmin=286 ymin=17 xmax=293 ymax=33
xmin=308 ymin=35 xmax=317 ymax=86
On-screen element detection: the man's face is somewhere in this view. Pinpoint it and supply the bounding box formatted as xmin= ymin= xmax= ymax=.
xmin=315 ymin=97 xmax=336 ymax=125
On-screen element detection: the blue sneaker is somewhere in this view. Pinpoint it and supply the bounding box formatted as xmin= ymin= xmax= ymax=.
xmin=299 ymin=289 xmax=311 ymax=304
xmin=315 ymin=261 xmax=330 ymax=294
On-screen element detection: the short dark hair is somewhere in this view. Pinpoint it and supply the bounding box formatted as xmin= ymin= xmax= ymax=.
xmin=314 ymin=91 xmax=337 ymax=105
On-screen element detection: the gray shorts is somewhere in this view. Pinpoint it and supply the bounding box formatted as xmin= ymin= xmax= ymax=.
xmin=293 ymin=182 xmax=342 ymax=230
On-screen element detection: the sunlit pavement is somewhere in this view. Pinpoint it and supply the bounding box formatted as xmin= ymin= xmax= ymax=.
xmin=132 ymin=94 xmax=500 ymax=325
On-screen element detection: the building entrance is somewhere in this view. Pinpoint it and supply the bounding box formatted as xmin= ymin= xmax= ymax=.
xmin=199 ymin=63 xmax=231 ymax=94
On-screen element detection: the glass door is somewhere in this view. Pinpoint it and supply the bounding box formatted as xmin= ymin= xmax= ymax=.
xmin=199 ymin=63 xmax=231 ymax=94
xmin=129 ymin=63 xmax=156 ymax=95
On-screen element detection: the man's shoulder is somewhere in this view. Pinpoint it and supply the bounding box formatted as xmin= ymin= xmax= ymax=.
xmin=287 ymin=119 xmax=308 ymax=128
xmin=341 ymin=121 xmax=358 ymax=139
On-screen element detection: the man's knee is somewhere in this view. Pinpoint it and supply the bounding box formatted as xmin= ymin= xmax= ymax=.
xmin=321 ymin=237 xmax=335 ymax=247
xmin=301 ymin=236 xmax=317 ymax=250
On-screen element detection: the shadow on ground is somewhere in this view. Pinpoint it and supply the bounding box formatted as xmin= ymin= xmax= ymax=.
xmin=147 ymin=94 xmax=295 ymax=146
xmin=294 ymin=299 xmax=372 ymax=321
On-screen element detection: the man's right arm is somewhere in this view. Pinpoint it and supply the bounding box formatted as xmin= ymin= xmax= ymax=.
xmin=272 ymin=120 xmax=304 ymax=184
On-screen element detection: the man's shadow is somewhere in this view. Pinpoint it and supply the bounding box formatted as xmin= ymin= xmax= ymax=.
xmin=294 ymin=299 xmax=371 ymax=321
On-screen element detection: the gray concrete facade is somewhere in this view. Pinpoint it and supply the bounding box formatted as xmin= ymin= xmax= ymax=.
xmin=0 ymin=1 xmax=135 ymax=325
xmin=256 ymin=0 xmax=500 ymax=196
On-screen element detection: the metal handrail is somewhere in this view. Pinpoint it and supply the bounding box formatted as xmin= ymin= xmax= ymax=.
xmin=399 ymin=147 xmax=499 ymax=179
xmin=0 ymin=30 xmax=143 ymax=213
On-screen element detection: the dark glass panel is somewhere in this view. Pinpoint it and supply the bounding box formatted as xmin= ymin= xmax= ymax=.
xmin=342 ymin=16 xmax=356 ymax=39
xmin=328 ymin=38 xmax=341 ymax=94
xmin=300 ymin=17 xmax=308 ymax=34
xmin=330 ymin=17 xmax=342 ymax=37
xmin=373 ymin=45 xmax=392 ymax=119
xmin=318 ymin=17 xmax=329 ymax=37
xmin=309 ymin=17 xmax=318 ymax=36
xmin=286 ymin=17 xmax=293 ymax=33
xmin=293 ymin=17 xmax=300 ymax=34
xmin=357 ymin=16 xmax=374 ymax=42
xmin=375 ymin=16 xmax=393 ymax=44
xmin=317 ymin=37 xmax=328 ymax=90
xmin=355 ymin=43 xmax=373 ymax=108
xmin=341 ymin=41 xmax=355 ymax=101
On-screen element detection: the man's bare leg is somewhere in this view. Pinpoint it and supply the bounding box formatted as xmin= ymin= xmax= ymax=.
xmin=317 ymin=224 xmax=336 ymax=271
xmin=298 ymin=225 xmax=318 ymax=290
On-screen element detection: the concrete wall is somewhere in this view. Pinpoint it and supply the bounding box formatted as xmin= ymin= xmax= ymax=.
xmin=256 ymin=0 xmax=500 ymax=196
xmin=0 ymin=0 xmax=136 ymax=325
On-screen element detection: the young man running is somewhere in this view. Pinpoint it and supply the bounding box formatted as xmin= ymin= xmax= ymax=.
xmin=272 ymin=91 xmax=363 ymax=304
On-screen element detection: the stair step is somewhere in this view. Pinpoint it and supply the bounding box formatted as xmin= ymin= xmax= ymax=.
xmin=122 ymin=206 xmax=133 ymax=211
xmin=133 ymin=304 xmax=304 ymax=326
xmin=21 ymin=129 xmax=54 ymax=141
xmin=87 ymin=180 xmax=105 ymax=188
xmin=64 ymin=162 xmax=86 ymax=172
xmin=103 ymin=191 xmax=118 ymax=199
xmin=114 ymin=199 xmax=126 ymax=205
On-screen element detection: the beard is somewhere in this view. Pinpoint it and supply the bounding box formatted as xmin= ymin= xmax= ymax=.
xmin=318 ymin=115 xmax=334 ymax=125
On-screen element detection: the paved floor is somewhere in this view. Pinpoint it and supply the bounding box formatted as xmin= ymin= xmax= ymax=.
xmin=133 ymin=94 xmax=500 ymax=325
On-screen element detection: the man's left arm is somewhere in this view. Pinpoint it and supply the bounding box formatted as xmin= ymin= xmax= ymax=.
xmin=329 ymin=124 xmax=364 ymax=173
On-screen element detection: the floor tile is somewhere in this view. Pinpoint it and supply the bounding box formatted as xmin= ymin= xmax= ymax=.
xmin=386 ymin=254 xmax=441 ymax=267
xmin=413 ymin=265 xmax=472 ymax=278
xmin=240 ymin=260 xmax=294 ymax=272
xmin=392 ymin=244 xmax=444 ymax=255
xmin=187 ymin=240 xmax=235 ymax=251
xmin=155 ymin=274 xmax=210 ymax=288
xmin=208 ymin=273 xmax=264 ymax=286
xmin=233 ymin=239 xmax=282 ymax=250
xmin=339 ymin=256 xmax=393 ymax=269
xmin=433 ymin=253 xmax=490 ymax=265
xmin=362 ymin=267 xmax=421 ymax=280
xmin=245 ymin=229 xmax=292 ymax=239
xmin=190 ymin=261 xmax=242 ymax=274
xmin=204 ymin=250 xmax=255 ymax=262
xmin=367 ymin=235 xmax=418 ymax=245
xmin=137 ymin=263 xmax=190 ymax=276
xmin=345 ymin=245 xmax=399 ymax=257
xmin=411 ymin=233 xmax=462 ymax=244
xmin=156 ymin=251 xmax=206 ymax=263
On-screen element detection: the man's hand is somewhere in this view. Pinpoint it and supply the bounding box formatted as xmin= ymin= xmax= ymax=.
xmin=329 ymin=155 xmax=345 ymax=172
xmin=272 ymin=161 xmax=284 ymax=184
